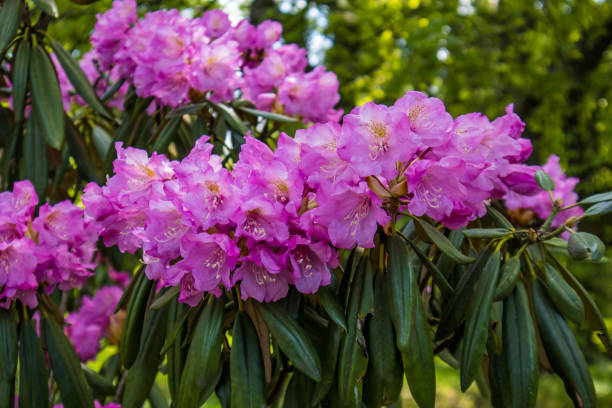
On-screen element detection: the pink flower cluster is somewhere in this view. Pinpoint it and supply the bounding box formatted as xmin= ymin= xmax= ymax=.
xmin=0 ymin=181 xmax=99 ymax=308
xmin=82 ymin=137 xmax=338 ymax=304
xmin=505 ymin=154 xmax=583 ymax=228
xmin=65 ymin=280 xmax=125 ymax=361
xmin=81 ymin=90 xmax=583 ymax=305
xmin=67 ymin=0 xmax=341 ymax=122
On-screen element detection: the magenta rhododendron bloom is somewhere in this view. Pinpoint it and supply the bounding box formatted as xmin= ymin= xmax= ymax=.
xmin=393 ymin=91 xmax=453 ymax=148
xmin=60 ymin=3 xmax=342 ymax=122
xmin=313 ymin=182 xmax=390 ymax=249
xmin=66 ymin=285 xmax=123 ymax=361
xmin=175 ymin=233 xmax=240 ymax=296
xmin=338 ymin=102 xmax=414 ymax=179
xmin=0 ymin=181 xmax=100 ymax=308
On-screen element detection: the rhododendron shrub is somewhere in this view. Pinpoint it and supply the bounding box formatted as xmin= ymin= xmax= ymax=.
xmin=1 ymin=0 xmax=611 ymax=408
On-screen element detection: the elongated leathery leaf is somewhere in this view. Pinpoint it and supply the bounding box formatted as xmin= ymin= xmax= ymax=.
xmin=311 ymin=322 xmax=343 ymax=406
xmin=436 ymin=248 xmax=490 ymax=340
xmin=18 ymin=318 xmax=48 ymax=408
xmin=0 ymin=0 xmax=22 ymax=52
xmin=23 ymin=114 xmax=48 ymax=198
xmin=230 ymin=312 xmax=265 ymax=408
xmin=460 ymin=250 xmax=501 ymax=391
xmin=43 ymin=317 xmax=94 ymax=408
xmin=0 ymin=308 xmax=17 ymax=407
xmin=494 ymin=255 xmax=521 ymax=301
xmin=385 ymin=234 xmax=416 ymax=350
xmin=178 ymin=297 xmax=224 ymax=408
xmin=364 ymin=272 xmax=403 ymax=408
xmin=50 ymin=40 xmax=110 ymax=118
xmin=256 ymin=302 xmax=322 ymax=381
xmin=30 ymin=44 xmax=64 ymax=149
xmin=543 ymin=263 xmax=584 ymax=324
xmin=405 ymin=237 xmax=453 ymax=295
xmin=337 ymin=255 xmax=371 ymax=406
xmin=547 ymin=252 xmax=612 ymax=358
xmin=120 ymin=271 xmax=153 ymax=368
xmin=122 ymin=306 xmax=168 ymax=408
xmin=489 ymin=282 xmax=539 ymax=408
xmin=416 ymin=219 xmax=475 ymax=264
xmin=318 ymin=286 xmax=347 ymax=331
xmin=12 ymin=40 xmax=30 ymax=126
xmin=532 ymin=280 xmax=596 ymax=408
xmin=402 ymin=270 xmax=436 ymax=408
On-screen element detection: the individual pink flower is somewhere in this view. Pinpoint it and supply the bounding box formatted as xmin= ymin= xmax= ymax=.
xmin=201 ymin=9 xmax=231 ymax=38
xmin=338 ymin=102 xmax=415 ymax=179
xmin=284 ymin=237 xmax=337 ymax=294
xmin=235 ymin=245 xmax=290 ymax=303
xmin=91 ymin=0 xmax=138 ymax=70
xmin=393 ymin=91 xmax=453 ymax=148
xmin=313 ymin=182 xmax=390 ymax=249
xmin=175 ymin=233 xmax=240 ymax=296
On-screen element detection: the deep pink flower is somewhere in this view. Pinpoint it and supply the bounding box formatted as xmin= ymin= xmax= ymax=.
xmin=313 ymin=182 xmax=390 ymax=249
xmin=393 ymin=91 xmax=453 ymax=148
xmin=338 ymin=102 xmax=415 ymax=179
xmin=201 ymin=9 xmax=231 ymax=38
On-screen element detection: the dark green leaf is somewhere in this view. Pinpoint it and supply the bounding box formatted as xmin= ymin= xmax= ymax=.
xmin=486 ymin=206 xmax=514 ymax=229
xmin=311 ymin=322 xmax=343 ymax=406
xmin=337 ymin=255 xmax=371 ymax=406
xmin=65 ymin=116 xmax=101 ymax=183
xmin=18 ymin=318 xmax=48 ymax=408
xmin=402 ymin=268 xmax=436 ymax=408
xmin=122 ymin=306 xmax=168 ymax=408
xmin=318 ymin=286 xmax=347 ymax=331
xmin=0 ymin=0 xmax=21 ymax=52
xmin=494 ymin=256 xmax=521 ymax=301
xmin=435 ymin=248 xmax=490 ymax=340
xmin=547 ymin=253 xmax=612 ymax=358
xmin=22 ymin=114 xmax=48 ymax=198
xmin=235 ymin=106 xmax=298 ymax=123
xmin=364 ymin=272 xmax=403 ymax=408
xmin=385 ymin=234 xmax=416 ymax=350
xmin=543 ymin=263 xmax=584 ymax=324
xmin=460 ymin=250 xmax=501 ymax=391
xmin=0 ymin=307 xmax=18 ymax=382
xmin=150 ymin=286 xmax=180 ymax=310
xmin=584 ymin=200 xmax=612 ymax=217
xmin=120 ymin=271 xmax=154 ymax=368
xmin=148 ymin=382 xmax=169 ymax=408
xmin=152 ymin=116 xmax=182 ymax=152
xmin=532 ymin=280 xmax=596 ymax=408
xmin=534 ymin=170 xmax=555 ymax=191
xmin=230 ymin=312 xmax=265 ymax=408
xmin=30 ymin=44 xmax=64 ymax=149
xmin=168 ymin=102 xmax=207 ymax=117
xmin=178 ymin=297 xmax=224 ymax=408
xmin=12 ymin=40 xmax=30 ymax=126
xmin=208 ymin=101 xmax=248 ymax=136
xmin=568 ymin=232 xmax=605 ymax=261
xmin=255 ymin=302 xmax=322 ymax=381
xmin=462 ymin=228 xmax=511 ymax=239
xmin=32 ymin=0 xmax=58 ymax=17
xmin=166 ymin=301 xmax=187 ymax=402
xmin=415 ymin=219 xmax=475 ymax=264
xmin=579 ymin=191 xmax=612 ymax=205
xmin=43 ymin=317 xmax=94 ymax=408
xmin=489 ymin=282 xmax=539 ymax=408
xmin=50 ymin=40 xmax=110 ymax=118
xmin=404 ymin=237 xmax=454 ymax=295
xmin=82 ymin=366 xmax=115 ymax=396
